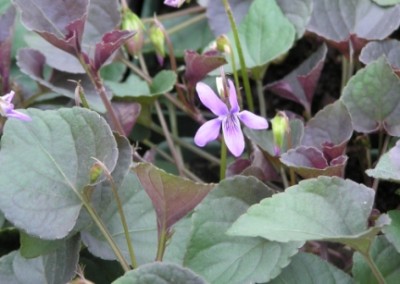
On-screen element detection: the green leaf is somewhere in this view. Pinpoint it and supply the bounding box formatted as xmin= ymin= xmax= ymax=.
xmin=276 ymin=0 xmax=313 ymax=39
xmin=269 ymin=252 xmax=354 ymax=284
xmin=184 ymin=176 xmax=302 ymax=284
xmin=163 ymin=217 xmax=193 ymax=265
xmin=0 ymin=108 xmax=118 ymax=239
xmin=226 ymin=0 xmax=296 ymax=71
xmin=101 ymin=62 xmax=126 ymax=82
xmin=112 ymin=262 xmax=207 ymax=284
xmin=372 ymin=0 xmax=400 ymax=6
xmin=106 ymin=74 xmax=150 ymax=98
xmin=0 ymin=235 xmax=80 ymax=284
xmin=341 ymin=56 xmax=400 ymax=136
xmin=353 ymin=236 xmax=400 ymax=284
xmin=150 ymin=70 xmax=177 ymax=95
xmin=20 ymin=233 xmax=65 ymax=258
xmin=366 ymin=141 xmax=400 ymax=182
xmin=228 ymin=177 xmax=376 ymax=243
xmin=383 ymin=210 xmax=400 ymax=253
xmin=133 ymin=163 xmax=214 ymax=235
xmin=81 ymin=171 xmax=158 ymax=265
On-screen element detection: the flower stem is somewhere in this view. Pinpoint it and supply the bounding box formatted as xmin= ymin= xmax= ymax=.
xmin=256 ymin=78 xmax=266 ymax=118
xmin=361 ymin=251 xmax=386 ymax=284
xmin=222 ymin=0 xmax=254 ymax=112
xmin=220 ymin=137 xmax=227 ymax=180
xmin=155 ymin=226 xmax=168 ymax=261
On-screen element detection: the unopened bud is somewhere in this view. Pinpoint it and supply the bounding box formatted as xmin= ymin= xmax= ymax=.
xmin=271 ymin=111 xmax=289 ymax=156
xmin=89 ymin=162 xmax=103 ymax=184
xmin=216 ymin=35 xmax=231 ymax=54
xmin=122 ymin=9 xmax=145 ymax=56
xmin=164 ymin=0 xmax=188 ymax=8
xmin=149 ymin=21 xmax=166 ymax=65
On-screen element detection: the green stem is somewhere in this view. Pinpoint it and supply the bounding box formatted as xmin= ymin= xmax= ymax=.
xmin=222 ymin=0 xmax=254 ymax=112
xmin=341 ymin=56 xmax=349 ymax=92
xmin=148 ymin=123 xmax=221 ymax=165
xmin=256 ymin=79 xmax=266 ymax=118
xmin=228 ymin=43 xmax=242 ymax=109
xmin=142 ymin=5 xmax=205 ymax=23
xmin=372 ymin=133 xmax=390 ymax=191
xmin=155 ymin=226 xmax=168 ymax=261
xmin=81 ymin=194 xmax=130 ymax=272
xmin=220 ymin=137 xmax=227 ymax=180
xmin=362 ymin=252 xmax=386 ymax=284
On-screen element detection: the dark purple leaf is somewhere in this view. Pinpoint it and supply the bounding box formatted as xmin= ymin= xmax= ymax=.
xmin=302 ymin=101 xmax=353 ymax=160
xmin=266 ymin=44 xmax=327 ymax=114
xmin=184 ymin=50 xmax=226 ymax=87
xmin=206 ymin=0 xmax=252 ymax=36
xmin=280 ymin=146 xmax=348 ymax=178
xmin=306 ymin=0 xmax=400 ymax=56
xmin=0 ymin=5 xmax=16 ymax=93
xmin=93 ymin=30 xmax=135 ymax=71
xmin=13 ymin=0 xmax=89 ymax=56
xmin=17 ymin=48 xmax=110 ymax=111
xmin=112 ymin=101 xmax=141 ymax=136
xmin=360 ymin=39 xmax=400 ymax=75
xmin=133 ymin=163 xmax=214 ymax=237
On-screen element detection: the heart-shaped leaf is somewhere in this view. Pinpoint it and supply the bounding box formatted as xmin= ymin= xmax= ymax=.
xmin=0 ymin=5 xmax=16 ymax=93
xmin=112 ymin=262 xmax=207 ymax=284
xmin=383 ymin=210 xmax=400 ymax=253
xmin=112 ymin=102 xmax=141 ymax=136
xmin=93 ymin=30 xmax=134 ymax=71
xmin=353 ymin=235 xmax=400 ymax=283
xmin=280 ymin=146 xmax=348 ymax=178
xmin=17 ymin=48 xmax=110 ymax=112
xmin=133 ymin=163 xmax=214 ymax=237
xmin=266 ymin=44 xmax=327 ymax=114
xmin=360 ymin=39 xmax=400 ymax=75
xmin=341 ymin=56 xmax=400 ymax=135
xmin=0 ymin=108 xmax=118 ymax=239
xmin=302 ymin=100 xmax=353 ymax=160
xmin=366 ymin=140 xmax=400 ymax=182
xmin=226 ymin=0 xmax=296 ymax=72
xmin=184 ymin=50 xmax=226 ymax=87
xmin=13 ymin=0 xmax=89 ymax=55
xmin=306 ymin=0 xmax=400 ymax=56
xmin=228 ymin=176 xmax=378 ymax=243
xmin=81 ymin=171 xmax=158 ymax=265
xmin=20 ymin=233 xmax=65 ymax=259
xmin=269 ymin=252 xmax=354 ymax=284
xmin=0 ymin=235 xmax=80 ymax=284
xmin=184 ymin=176 xmax=302 ymax=284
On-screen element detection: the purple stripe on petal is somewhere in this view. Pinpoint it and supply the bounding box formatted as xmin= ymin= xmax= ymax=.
xmin=194 ymin=118 xmax=222 ymax=147
xmin=196 ymin=82 xmax=228 ymax=116
xmin=222 ymin=114 xmax=244 ymax=157
xmin=227 ymin=79 xmax=239 ymax=113
xmin=238 ymin=110 xmax=269 ymax=129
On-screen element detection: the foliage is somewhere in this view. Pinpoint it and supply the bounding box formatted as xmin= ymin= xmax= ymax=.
xmin=0 ymin=0 xmax=399 ymax=283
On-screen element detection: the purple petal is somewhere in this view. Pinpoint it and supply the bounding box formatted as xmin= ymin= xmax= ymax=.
xmin=238 ymin=110 xmax=269 ymax=129
xmin=6 ymin=109 xmax=31 ymax=121
xmin=2 ymin=91 xmax=14 ymax=103
xmin=196 ymin=82 xmax=228 ymax=116
xmin=194 ymin=118 xmax=222 ymax=146
xmin=222 ymin=114 xmax=245 ymax=157
xmin=227 ymin=79 xmax=239 ymax=113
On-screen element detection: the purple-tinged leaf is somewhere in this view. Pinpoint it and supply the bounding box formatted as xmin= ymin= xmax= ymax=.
xmin=266 ymin=44 xmax=327 ymax=114
xmin=206 ymin=0 xmax=252 ymax=36
xmin=341 ymin=56 xmax=400 ymax=135
xmin=184 ymin=50 xmax=226 ymax=87
xmin=17 ymin=48 xmax=110 ymax=112
xmin=306 ymin=0 xmax=400 ymax=56
xmin=280 ymin=146 xmax=348 ymax=178
xmin=302 ymin=101 xmax=353 ymax=160
xmin=13 ymin=0 xmax=89 ymax=56
xmin=112 ymin=101 xmax=141 ymax=136
xmin=366 ymin=140 xmax=400 ymax=182
xmin=133 ymin=163 xmax=214 ymax=237
xmin=360 ymin=39 xmax=400 ymax=75
xmin=0 ymin=5 xmax=16 ymax=93
xmin=93 ymin=30 xmax=134 ymax=71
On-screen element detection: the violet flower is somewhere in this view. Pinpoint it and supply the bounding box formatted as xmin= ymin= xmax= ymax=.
xmin=164 ymin=0 xmax=186 ymax=8
xmin=0 ymin=91 xmax=31 ymax=121
xmin=194 ymin=79 xmax=268 ymax=157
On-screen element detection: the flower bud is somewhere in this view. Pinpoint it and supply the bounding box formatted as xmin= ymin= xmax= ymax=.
xmin=122 ymin=9 xmax=145 ymax=56
xmin=271 ymin=111 xmax=289 ymax=156
xmin=164 ymin=0 xmax=188 ymax=8
xmin=216 ymin=35 xmax=232 ymax=54
xmin=149 ymin=20 xmax=166 ymax=65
